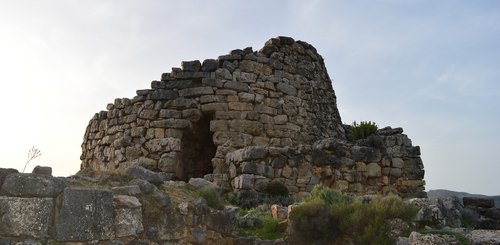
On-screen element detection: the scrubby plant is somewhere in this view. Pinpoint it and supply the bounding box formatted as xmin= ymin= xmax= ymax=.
xmin=23 ymin=146 xmax=41 ymax=172
xmin=289 ymin=185 xmax=417 ymax=244
xmin=197 ymin=186 xmax=224 ymax=209
xmin=351 ymin=121 xmax=378 ymax=141
xmin=305 ymin=184 xmax=352 ymax=205
xmin=289 ymin=197 xmax=339 ymax=241
xmin=338 ymin=195 xmax=417 ymax=244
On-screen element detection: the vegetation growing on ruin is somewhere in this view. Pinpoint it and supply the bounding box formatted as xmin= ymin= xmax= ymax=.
xmin=238 ymin=204 xmax=285 ymax=240
xmin=351 ymin=121 xmax=378 ymax=141
xmin=289 ymin=185 xmax=417 ymax=245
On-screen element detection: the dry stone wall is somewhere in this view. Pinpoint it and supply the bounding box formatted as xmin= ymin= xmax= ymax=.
xmin=81 ymin=36 xmax=425 ymax=198
xmin=0 ymin=167 xmax=239 ymax=244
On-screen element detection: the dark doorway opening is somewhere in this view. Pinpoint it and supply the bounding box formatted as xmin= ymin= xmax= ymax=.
xmin=180 ymin=113 xmax=216 ymax=181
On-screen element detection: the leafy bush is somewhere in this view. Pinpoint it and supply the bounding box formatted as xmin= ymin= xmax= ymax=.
xmin=289 ymin=185 xmax=417 ymax=244
xmin=197 ymin=186 xmax=223 ymax=209
xmin=289 ymin=197 xmax=339 ymax=241
xmin=305 ymin=185 xmax=352 ymax=205
xmin=351 ymin=121 xmax=378 ymax=141
xmin=338 ymin=195 xmax=417 ymax=244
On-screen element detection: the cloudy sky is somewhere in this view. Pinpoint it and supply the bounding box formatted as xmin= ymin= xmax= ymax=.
xmin=0 ymin=0 xmax=498 ymax=195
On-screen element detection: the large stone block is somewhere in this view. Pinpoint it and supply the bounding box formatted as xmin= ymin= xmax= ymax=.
xmin=0 ymin=197 xmax=54 ymax=238
xmin=54 ymin=188 xmax=113 ymax=241
xmin=114 ymin=195 xmax=143 ymax=237
xmin=1 ymin=173 xmax=67 ymax=197
xmin=366 ymin=162 xmax=381 ymax=177
xmin=0 ymin=168 xmax=18 ymax=187
xmin=127 ymin=166 xmax=164 ymax=184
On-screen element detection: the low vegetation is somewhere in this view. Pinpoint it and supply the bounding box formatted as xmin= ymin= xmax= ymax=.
xmin=289 ymin=185 xmax=417 ymax=245
xmin=351 ymin=121 xmax=378 ymax=141
xmin=238 ymin=204 xmax=285 ymax=240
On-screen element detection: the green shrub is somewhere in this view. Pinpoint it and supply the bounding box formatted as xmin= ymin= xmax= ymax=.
xmin=289 ymin=185 xmax=417 ymax=244
xmin=255 ymin=215 xmax=284 ymax=240
xmin=305 ymin=185 xmax=352 ymax=205
xmin=197 ymin=187 xmax=223 ymax=209
xmin=338 ymin=195 xmax=417 ymax=245
xmin=289 ymin=197 xmax=339 ymax=241
xmin=351 ymin=121 xmax=378 ymax=141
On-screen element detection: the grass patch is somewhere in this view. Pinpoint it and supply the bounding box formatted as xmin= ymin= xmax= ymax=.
xmin=239 ymin=215 xmax=284 ymax=240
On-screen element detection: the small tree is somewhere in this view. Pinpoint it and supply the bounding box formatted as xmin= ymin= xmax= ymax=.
xmin=22 ymin=147 xmax=41 ymax=173
xmin=351 ymin=121 xmax=378 ymax=141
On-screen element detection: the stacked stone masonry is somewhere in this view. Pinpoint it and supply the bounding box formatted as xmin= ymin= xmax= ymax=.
xmin=81 ymin=36 xmax=425 ymax=197
xmin=0 ymin=167 xmax=239 ymax=244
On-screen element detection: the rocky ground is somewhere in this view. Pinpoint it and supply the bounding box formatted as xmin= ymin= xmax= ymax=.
xmin=1 ymin=166 xmax=499 ymax=244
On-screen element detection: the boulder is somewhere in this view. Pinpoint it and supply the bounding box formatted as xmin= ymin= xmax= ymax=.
xmin=114 ymin=195 xmax=144 ymax=237
xmin=207 ymin=209 xmax=237 ymax=235
xmin=408 ymin=231 xmax=457 ymax=245
xmin=409 ymin=197 xmax=462 ymax=228
xmin=0 ymin=173 xmax=67 ymax=197
xmin=0 ymin=197 xmax=54 ymax=238
xmin=111 ymin=185 xmax=142 ymax=195
xmin=467 ymin=229 xmax=500 ymax=245
xmin=127 ymin=166 xmax=164 ymax=184
xmin=54 ymin=188 xmax=114 ymax=241
xmin=32 ymin=165 xmax=52 ymax=176
xmin=188 ymin=178 xmax=217 ymax=189
xmin=0 ymin=168 xmax=18 ymax=186
xmin=463 ymin=197 xmax=495 ymax=208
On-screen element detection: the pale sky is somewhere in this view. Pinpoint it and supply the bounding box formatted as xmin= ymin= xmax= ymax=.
xmin=0 ymin=0 xmax=498 ymax=195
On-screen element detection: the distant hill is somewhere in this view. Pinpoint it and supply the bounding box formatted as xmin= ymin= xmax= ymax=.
xmin=427 ymin=189 xmax=500 ymax=207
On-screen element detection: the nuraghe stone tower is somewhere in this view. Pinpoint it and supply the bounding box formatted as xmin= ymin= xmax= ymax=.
xmin=81 ymin=36 xmax=426 ymax=198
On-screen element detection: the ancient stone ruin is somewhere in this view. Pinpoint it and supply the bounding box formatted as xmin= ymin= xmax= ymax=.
xmin=81 ymin=36 xmax=426 ymax=198
xmin=7 ymin=36 xmax=500 ymax=245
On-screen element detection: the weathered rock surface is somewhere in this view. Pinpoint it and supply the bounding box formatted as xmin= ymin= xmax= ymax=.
xmin=0 ymin=168 xmax=18 ymax=186
xmin=410 ymin=197 xmax=463 ymax=228
xmin=0 ymin=197 xmax=54 ymax=238
xmin=114 ymin=195 xmax=143 ymax=237
xmin=462 ymin=197 xmax=500 ymax=229
xmin=408 ymin=231 xmax=458 ymax=245
xmin=467 ymin=229 xmax=500 ymax=245
xmin=31 ymin=166 xmax=52 ymax=176
xmin=54 ymin=188 xmax=114 ymax=241
xmin=0 ymin=173 xmax=67 ymax=197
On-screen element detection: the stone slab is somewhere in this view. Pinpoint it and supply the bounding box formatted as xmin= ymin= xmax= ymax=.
xmin=54 ymin=188 xmax=113 ymax=241
xmin=0 ymin=196 xmax=54 ymax=238
xmin=1 ymin=173 xmax=67 ymax=197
